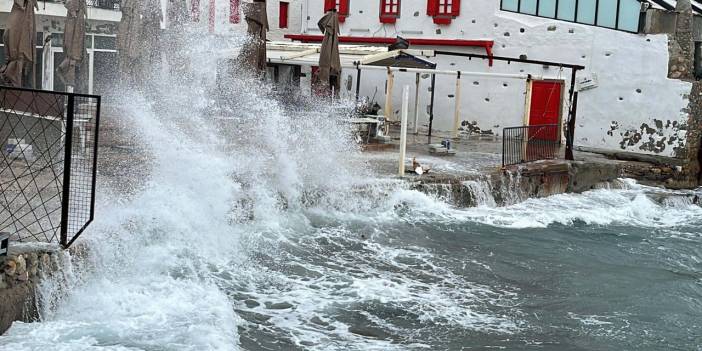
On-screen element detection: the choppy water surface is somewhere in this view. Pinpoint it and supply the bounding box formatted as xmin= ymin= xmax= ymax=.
xmin=1 ymin=22 xmax=701 ymax=351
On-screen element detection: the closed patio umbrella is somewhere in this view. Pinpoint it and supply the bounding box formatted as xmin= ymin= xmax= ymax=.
xmin=240 ymin=0 xmax=268 ymax=74
xmin=0 ymin=0 xmax=38 ymax=87
xmin=57 ymin=0 xmax=86 ymax=92
xmin=317 ymin=9 xmax=341 ymax=95
xmin=117 ymin=0 xmax=143 ymax=84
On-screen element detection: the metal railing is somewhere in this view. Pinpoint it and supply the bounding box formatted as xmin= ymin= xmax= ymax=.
xmin=0 ymin=86 xmax=100 ymax=249
xmin=502 ymin=124 xmax=561 ymax=166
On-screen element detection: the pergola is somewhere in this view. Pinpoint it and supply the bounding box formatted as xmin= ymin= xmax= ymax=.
xmin=263 ymin=41 xmax=584 ymax=156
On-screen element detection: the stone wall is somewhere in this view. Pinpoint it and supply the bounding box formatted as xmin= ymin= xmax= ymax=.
xmin=667 ymin=0 xmax=702 ymax=187
xmin=0 ymin=244 xmax=61 ymax=335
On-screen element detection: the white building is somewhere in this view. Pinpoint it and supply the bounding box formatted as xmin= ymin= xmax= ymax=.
xmin=271 ymin=0 xmax=702 ymax=164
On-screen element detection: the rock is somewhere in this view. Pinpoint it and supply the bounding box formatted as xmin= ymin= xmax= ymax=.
xmin=310 ymin=316 xmax=329 ymax=326
xmin=16 ymin=271 xmax=29 ymax=282
xmin=244 ymin=299 xmax=260 ymax=308
xmin=40 ymin=254 xmax=50 ymax=270
xmin=14 ymin=255 xmax=26 ymax=276
xmin=4 ymin=259 xmax=16 ymax=276
xmin=265 ymin=302 xmax=293 ymax=310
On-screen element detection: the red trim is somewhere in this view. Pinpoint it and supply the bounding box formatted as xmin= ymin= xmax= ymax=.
xmin=287 ymin=34 xmax=490 ymax=47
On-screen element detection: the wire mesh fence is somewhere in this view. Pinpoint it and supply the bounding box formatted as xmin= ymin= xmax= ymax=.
xmin=0 ymin=86 xmax=100 ymax=248
xmin=502 ymin=124 xmax=561 ymax=167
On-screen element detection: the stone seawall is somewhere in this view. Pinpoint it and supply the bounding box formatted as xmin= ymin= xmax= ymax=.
xmin=0 ymin=243 xmax=61 ymax=335
xmin=411 ymin=159 xmax=624 ymax=208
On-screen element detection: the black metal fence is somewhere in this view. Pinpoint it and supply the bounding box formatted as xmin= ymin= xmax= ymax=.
xmin=0 ymin=86 xmax=100 ymax=249
xmin=502 ymin=124 xmax=561 ymax=166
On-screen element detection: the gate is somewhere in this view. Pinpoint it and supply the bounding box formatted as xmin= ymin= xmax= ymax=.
xmin=502 ymin=124 xmax=561 ymax=167
xmin=0 ymin=86 xmax=100 ymax=248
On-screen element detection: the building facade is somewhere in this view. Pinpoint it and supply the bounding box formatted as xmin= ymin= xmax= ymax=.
xmin=0 ymin=0 xmax=120 ymax=94
xmin=279 ymin=0 xmax=702 ymax=181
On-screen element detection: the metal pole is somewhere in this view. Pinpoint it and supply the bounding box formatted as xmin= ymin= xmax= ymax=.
xmin=399 ymin=86 xmax=410 ymax=176
xmin=453 ymin=71 xmax=462 ymax=139
xmin=60 ymin=94 xmax=75 ymax=248
xmin=428 ymin=73 xmax=436 ymax=144
xmin=413 ymin=72 xmax=420 ymax=134
xmin=566 ymin=92 xmax=579 ymax=161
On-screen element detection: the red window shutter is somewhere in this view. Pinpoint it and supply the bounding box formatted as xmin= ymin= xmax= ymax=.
xmin=324 ymin=0 xmax=335 ymax=12
xmin=192 ymin=0 xmax=201 ymax=21
xmin=229 ymin=0 xmax=240 ymax=24
xmin=279 ymin=1 xmax=289 ymax=28
xmin=338 ymin=0 xmax=349 ymax=22
xmin=426 ymin=0 xmax=437 ymax=16
xmin=452 ymin=0 xmax=460 ymax=16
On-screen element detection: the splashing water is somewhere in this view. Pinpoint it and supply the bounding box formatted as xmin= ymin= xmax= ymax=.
xmin=1 ymin=22 xmax=702 ymax=351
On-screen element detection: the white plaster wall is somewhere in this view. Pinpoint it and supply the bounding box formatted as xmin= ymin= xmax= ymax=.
xmin=298 ymin=0 xmax=693 ymax=157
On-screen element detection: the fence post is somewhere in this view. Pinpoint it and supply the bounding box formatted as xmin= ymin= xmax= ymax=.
xmin=399 ymin=86 xmax=410 ymax=176
xmin=60 ymin=94 xmax=75 ymax=248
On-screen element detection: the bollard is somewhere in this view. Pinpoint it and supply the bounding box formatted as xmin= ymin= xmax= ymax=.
xmin=399 ymin=86 xmax=410 ymax=176
xmin=0 ymin=232 xmax=9 ymax=257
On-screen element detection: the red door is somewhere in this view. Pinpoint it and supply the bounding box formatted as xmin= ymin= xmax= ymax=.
xmin=529 ymin=80 xmax=562 ymax=141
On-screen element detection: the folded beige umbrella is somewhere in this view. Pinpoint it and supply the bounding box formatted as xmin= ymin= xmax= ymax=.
xmin=57 ymin=0 xmax=86 ymax=91
xmin=240 ymin=0 xmax=268 ymax=74
xmin=317 ymin=9 xmax=341 ymax=95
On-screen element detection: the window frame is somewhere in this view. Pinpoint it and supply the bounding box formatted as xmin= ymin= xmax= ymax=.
xmin=437 ymin=0 xmax=453 ymax=15
xmin=500 ymin=0 xmax=642 ymax=33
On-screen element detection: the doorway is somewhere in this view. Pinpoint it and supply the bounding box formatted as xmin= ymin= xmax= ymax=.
xmin=527 ymin=80 xmax=564 ymax=142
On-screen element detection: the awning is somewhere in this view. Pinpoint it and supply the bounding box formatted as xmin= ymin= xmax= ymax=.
xmin=266 ymin=41 xmax=436 ymax=69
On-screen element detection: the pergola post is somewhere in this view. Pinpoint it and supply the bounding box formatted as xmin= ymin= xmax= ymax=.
xmin=428 ymin=73 xmax=436 ymax=144
xmin=413 ymin=72 xmax=420 ymax=134
xmin=355 ymin=66 xmax=362 ymax=101
xmin=452 ymin=71 xmax=462 ymax=139
xmin=384 ymin=67 xmax=394 ymax=121
xmin=399 ymin=86 xmax=410 ymax=176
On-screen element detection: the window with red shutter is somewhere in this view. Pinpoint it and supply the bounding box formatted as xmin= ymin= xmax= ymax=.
xmin=279 ymin=1 xmax=289 ymax=28
xmin=380 ymin=0 xmax=400 ymax=23
xmin=429 ymin=0 xmax=460 ymax=24
xmin=192 ymin=0 xmax=201 ymax=21
xmin=323 ymin=0 xmax=349 ymax=22
xmin=229 ymin=0 xmax=240 ymax=24
xmin=338 ymin=0 xmax=349 ymax=22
